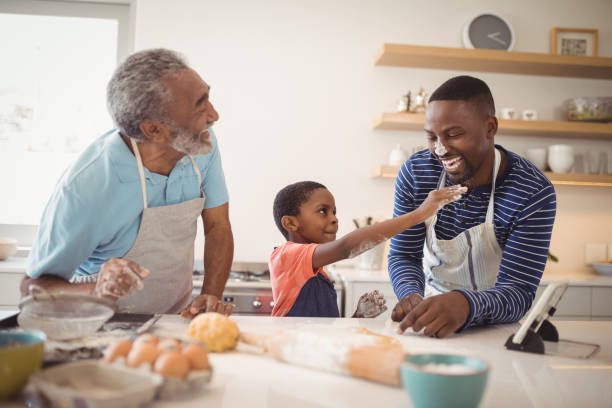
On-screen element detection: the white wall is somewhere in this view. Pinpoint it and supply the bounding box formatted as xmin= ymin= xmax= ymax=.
xmin=132 ymin=0 xmax=612 ymax=274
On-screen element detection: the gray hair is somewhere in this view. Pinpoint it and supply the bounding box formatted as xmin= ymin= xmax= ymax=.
xmin=106 ymin=48 xmax=189 ymax=140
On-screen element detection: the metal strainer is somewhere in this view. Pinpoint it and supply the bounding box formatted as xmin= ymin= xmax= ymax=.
xmin=18 ymin=286 xmax=116 ymax=340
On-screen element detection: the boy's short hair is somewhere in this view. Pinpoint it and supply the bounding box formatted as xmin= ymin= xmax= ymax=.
xmin=273 ymin=181 xmax=327 ymax=240
xmin=429 ymin=75 xmax=495 ymax=117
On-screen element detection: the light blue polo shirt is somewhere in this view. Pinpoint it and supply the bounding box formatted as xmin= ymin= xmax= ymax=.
xmin=27 ymin=128 xmax=229 ymax=280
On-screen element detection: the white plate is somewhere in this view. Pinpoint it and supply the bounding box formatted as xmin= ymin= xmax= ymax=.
xmin=592 ymin=262 xmax=612 ymax=276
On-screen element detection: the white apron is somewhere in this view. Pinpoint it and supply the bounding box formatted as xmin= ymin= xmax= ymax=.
xmin=114 ymin=138 xmax=205 ymax=313
xmin=423 ymin=148 xmax=502 ymax=297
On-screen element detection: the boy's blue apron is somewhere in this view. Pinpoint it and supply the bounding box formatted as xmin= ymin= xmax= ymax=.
xmin=286 ymin=273 xmax=340 ymax=317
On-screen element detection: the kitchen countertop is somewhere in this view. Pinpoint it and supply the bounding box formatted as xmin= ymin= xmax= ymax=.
xmin=144 ymin=315 xmax=610 ymax=407
xmin=328 ymin=265 xmax=612 ymax=287
xmin=3 ymin=315 xmax=611 ymax=407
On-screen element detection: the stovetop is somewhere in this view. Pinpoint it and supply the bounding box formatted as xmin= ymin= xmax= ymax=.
xmin=193 ymin=261 xmax=270 ymax=286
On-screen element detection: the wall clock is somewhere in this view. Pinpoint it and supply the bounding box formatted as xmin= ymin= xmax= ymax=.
xmin=462 ymin=13 xmax=515 ymax=51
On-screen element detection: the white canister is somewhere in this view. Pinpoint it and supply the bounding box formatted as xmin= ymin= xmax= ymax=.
xmin=358 ymin=243 xmax=385 ymax=270
xmin=525 ymin=148 xmax=547 ymax=171
xmin=547 ymin=144 xmax=574 ymax=173
xmin=389 ymin=144 xmax=408 ymax=166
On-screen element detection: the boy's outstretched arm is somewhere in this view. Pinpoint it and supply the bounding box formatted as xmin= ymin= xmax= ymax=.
xmin=312 ymin=185 xmax=467 ymax=269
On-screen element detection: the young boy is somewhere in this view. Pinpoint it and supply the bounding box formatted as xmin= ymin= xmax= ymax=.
xmin=270 ymin=181 xmax=466 ymax=318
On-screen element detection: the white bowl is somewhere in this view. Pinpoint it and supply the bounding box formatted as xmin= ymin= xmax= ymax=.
xmin=18 ymin=292 xmax=115 ymax=340
xmin=525 ymin=148 xmax=547 ymax=171
xmin=547 ymin=144 xmax=574 ymax=173
xmin=0 ymin=238 xmax=18 ymax=260
xmin=592 ymin=262 xmax=612 ymax=276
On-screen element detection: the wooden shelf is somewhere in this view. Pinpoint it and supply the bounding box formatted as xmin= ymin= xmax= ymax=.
xmin=371 ymin=165 xmax=612 ymax=187
xmin=544 ymin=172 xmax=612 ymax=187
xmin=374 ymin=44 xmax=612 ymax=79
xmin=372 ymin=112 xmax=612 ymax=140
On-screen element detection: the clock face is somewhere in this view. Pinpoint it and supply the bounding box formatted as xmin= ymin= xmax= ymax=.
xmin=467 ymin=14 xmax=513 ymax=50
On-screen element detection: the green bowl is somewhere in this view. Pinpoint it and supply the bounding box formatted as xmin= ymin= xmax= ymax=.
xmin=0 ymin=330 xmax=46 ymax=399
xmin=400 ymin=354 xmax=489 ymax=408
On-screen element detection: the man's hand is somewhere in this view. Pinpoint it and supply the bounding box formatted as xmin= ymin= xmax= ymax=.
xmin=181 ymin=294 xmax=233 ymax=318
xmin=395 ymin=292 xmax=470 ymax=338
xmin=391 ymin=293 xmax=424 ymax=322
xmin=94 ymin=258 xmax=149 ymax=299
xmin=352 ymin=290 xmax=387 ymax=318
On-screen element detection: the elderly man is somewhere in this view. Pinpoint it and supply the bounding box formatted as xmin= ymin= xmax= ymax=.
xmin=389 ymin=76 xmax=557 ymax=338
xmin=20 ymin=48 xmax=233 ymax=317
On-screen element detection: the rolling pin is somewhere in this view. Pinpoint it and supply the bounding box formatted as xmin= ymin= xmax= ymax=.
xmin=240 ymin=327 xmax=405 ymax=386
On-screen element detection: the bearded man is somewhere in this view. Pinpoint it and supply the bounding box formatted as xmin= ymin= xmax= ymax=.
xmin=389 ymin=75 xmax=557 ymax=338
xmin=21 ymin=49 xmax=233 ymax=317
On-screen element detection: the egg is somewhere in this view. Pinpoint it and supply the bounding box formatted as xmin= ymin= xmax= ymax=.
xmin=154 ymin=351 xmax=190 ymax=378
xmin=182 ymin=343 xmax=210 ymax=370
xmin=132 ymin=333 xmax=158 ymax=348
xmin=157 ymin=338 xmax=182 ymax=353
xmin=126 ymin=343 xmax=159 ymax=368
xmin=103 ymin=340 xmax=132 ymax=363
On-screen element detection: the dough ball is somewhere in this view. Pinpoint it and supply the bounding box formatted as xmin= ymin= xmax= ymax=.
xmin=186 ymin=312 xmax=239 ymax=352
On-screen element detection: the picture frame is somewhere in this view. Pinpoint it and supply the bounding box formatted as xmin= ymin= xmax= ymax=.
xmin=550 ymin=27 xmax=598 ymax=57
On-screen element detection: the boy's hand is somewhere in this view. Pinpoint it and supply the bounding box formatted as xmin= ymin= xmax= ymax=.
xmin=417 ymin=185 xmax=467 ymax=220
xmin=353 ymin=290 xmax=387 ymax=318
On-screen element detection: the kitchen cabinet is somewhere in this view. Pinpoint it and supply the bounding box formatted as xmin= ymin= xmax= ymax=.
xmin=372 ymin=44 xmax=612 ymax=187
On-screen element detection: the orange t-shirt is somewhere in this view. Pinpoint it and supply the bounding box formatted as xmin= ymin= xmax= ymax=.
xmin=269 ymin=241 xmax=332 ymax=317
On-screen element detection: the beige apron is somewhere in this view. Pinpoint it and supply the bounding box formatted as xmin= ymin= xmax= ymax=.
xmin=113 ymin=138 xmax=205 ymax=313
xmin=423 ymin=148 xmax=502 ymax=297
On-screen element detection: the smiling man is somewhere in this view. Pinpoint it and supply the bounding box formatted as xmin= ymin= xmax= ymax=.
xmin=389 ymin=75 xmax=557 ymax=338
xmin=21 ymin=49 xmax=233 ymax=317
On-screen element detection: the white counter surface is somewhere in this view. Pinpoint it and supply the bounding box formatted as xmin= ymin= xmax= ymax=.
xmin=145 ymin=315 xmax=611 ymax=408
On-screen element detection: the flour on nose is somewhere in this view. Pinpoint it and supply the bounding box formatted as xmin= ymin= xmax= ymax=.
xmin=434 ymin=140 xmax=447 ymax=156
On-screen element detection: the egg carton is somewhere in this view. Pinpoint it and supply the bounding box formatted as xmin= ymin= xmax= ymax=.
xmin=156 ymin=368 xmax=213 ymax=400
xmin=108 ymin=356 xmax=213 ymax=400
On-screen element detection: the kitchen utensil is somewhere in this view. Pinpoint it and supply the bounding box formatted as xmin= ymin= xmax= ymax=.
xmin=562 ymin=97 xmax=612 ymax=122
xmin=400 ymin=354 xmax=489 ymax=408
xmin=28 ymin=360 xmax=162 ymax=408
xmin=525 ymin=148 xmax=547 ymax=171
xmin=547 ymin=144 xmax=574 ymax=173
xmin=591 ymin=261 xmax=612 ymax=276
xmin=0 ymin=237 xmax=18 ymax=260
xmin=240 ymin=326 xmax=405 ymax=386
xmin=358 ymin=243 xmax=385 ymax=270
xmin=0 ymin=329 xmax=46 ymax=399
xmin=18 ymin=286 xmax=115 ymax=340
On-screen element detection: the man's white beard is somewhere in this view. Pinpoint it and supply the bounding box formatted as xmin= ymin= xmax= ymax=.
xmin=169 ymin=124 xmax=214 ymax=156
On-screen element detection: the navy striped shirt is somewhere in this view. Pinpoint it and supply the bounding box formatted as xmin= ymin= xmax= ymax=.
xmin=388 ymin=145 xmax=557 ymax=328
